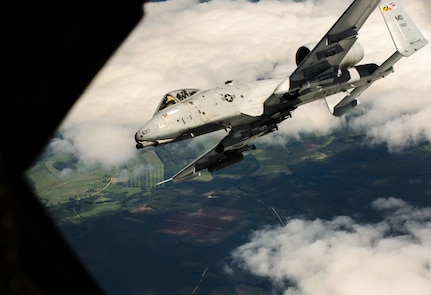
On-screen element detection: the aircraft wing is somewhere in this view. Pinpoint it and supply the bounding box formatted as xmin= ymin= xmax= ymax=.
xmin=158 ymin=130 xmax=257 ymax=184
xmin=288 ymin=0 xmax=381 ymax=91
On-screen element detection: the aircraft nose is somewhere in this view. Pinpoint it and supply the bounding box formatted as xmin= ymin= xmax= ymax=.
xmin=135 ymin=125 xmax=150 ymax=142
xmin=135 ymin=127 xmax=158 ymax=149
xmin=134 ymin=131 xmax=142 ymax=143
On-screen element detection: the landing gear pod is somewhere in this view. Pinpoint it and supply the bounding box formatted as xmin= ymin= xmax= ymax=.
xmin=207 ymin=152 xmax=244 ymax=172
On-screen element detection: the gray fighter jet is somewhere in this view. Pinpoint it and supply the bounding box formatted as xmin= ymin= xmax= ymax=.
xmin=135 ymin=0 xmax=428 ymax=183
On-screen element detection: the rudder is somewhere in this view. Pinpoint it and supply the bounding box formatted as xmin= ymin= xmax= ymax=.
xmin=380 ymin=2 xmax=428 ymax=56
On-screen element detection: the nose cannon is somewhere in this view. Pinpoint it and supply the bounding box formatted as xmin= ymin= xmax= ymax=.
xmin=135 ymin=141 xmax=158 ymax=149
xmin=134 ymin=130 xmax=158 ymax=149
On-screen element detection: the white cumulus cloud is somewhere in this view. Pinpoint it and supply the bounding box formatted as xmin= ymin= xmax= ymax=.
xmin=229 ymin=197 xmax=431 ymax=295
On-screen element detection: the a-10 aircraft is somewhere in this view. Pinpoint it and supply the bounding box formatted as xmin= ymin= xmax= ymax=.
xmin=135 ymin=0 xmax=428 ymax=184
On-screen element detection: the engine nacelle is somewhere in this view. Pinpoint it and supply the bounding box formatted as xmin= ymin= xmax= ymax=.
xmin=295 ymin=41 xmax=364 ymax=69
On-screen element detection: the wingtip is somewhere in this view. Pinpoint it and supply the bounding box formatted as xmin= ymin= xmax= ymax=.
xmin=156 ymin=178 xmax=173 ymax=186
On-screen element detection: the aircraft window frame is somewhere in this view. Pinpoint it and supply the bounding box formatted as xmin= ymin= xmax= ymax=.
xmin=156 ymin=88 xmax=200 ymax=112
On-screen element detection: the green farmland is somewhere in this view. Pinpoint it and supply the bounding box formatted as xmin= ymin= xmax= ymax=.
xmin=26 ymin=129 xmax=431 ymax=224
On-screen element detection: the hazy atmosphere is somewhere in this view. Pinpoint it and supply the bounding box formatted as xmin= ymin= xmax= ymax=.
xmin=42 ymin=1 xmax=431 ymax=294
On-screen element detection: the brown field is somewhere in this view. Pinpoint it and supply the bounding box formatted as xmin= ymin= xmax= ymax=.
xmin=157 ymin=207 xmax=245 ymax=246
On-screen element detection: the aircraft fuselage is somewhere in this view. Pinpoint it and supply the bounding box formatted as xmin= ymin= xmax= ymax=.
xmin=134 ymin=62 xmax=390 ymax=150
xmin=134 ymin=78 xmax=285 ymax=148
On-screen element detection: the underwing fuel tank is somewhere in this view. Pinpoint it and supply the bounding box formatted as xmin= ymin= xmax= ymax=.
xmin=207 ymin=152 xmax=244 ymax=172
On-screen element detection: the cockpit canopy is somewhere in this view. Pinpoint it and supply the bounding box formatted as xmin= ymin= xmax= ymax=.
xmin=156 ymin=88 xmax=201 ymax=113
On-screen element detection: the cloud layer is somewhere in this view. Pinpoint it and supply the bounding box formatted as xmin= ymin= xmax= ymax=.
xmin=50 ymin=0 xmax=431 ymax=167
xmin=229 ymin=197 xmax=431 ymax=295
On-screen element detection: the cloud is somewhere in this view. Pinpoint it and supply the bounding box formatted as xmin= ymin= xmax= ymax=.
xmin=54 ymin=122 xmax=138 ymax=167
xmin=351 ymin=102 xmax=431 ymax=152
xmin=228 ymin=197 xmax=431 ymax=295
xmin=48 ymin=0 xmax=431 ymax=167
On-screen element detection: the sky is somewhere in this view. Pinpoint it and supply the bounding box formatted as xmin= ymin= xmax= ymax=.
xmin=43 ymin=1 xmax=431 ymax=294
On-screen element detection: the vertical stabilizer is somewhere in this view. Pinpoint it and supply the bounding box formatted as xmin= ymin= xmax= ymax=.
xmin=380 ymin=2 xmax=428 ymax=56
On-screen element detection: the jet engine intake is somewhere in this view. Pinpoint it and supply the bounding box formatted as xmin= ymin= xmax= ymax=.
xmin=296 ymin=41 xmax=364 ymax=69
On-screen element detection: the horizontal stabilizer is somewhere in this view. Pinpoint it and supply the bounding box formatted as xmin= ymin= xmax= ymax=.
xmin=325 ymin=85 xmax=372 ymax=117
xmin=325 ymin=92 xmax=347 ymax=115
xmin=332 ymin=98 xmax=360 ymax=117
xmin=380 ymin=2 xmax=428 ymax=56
